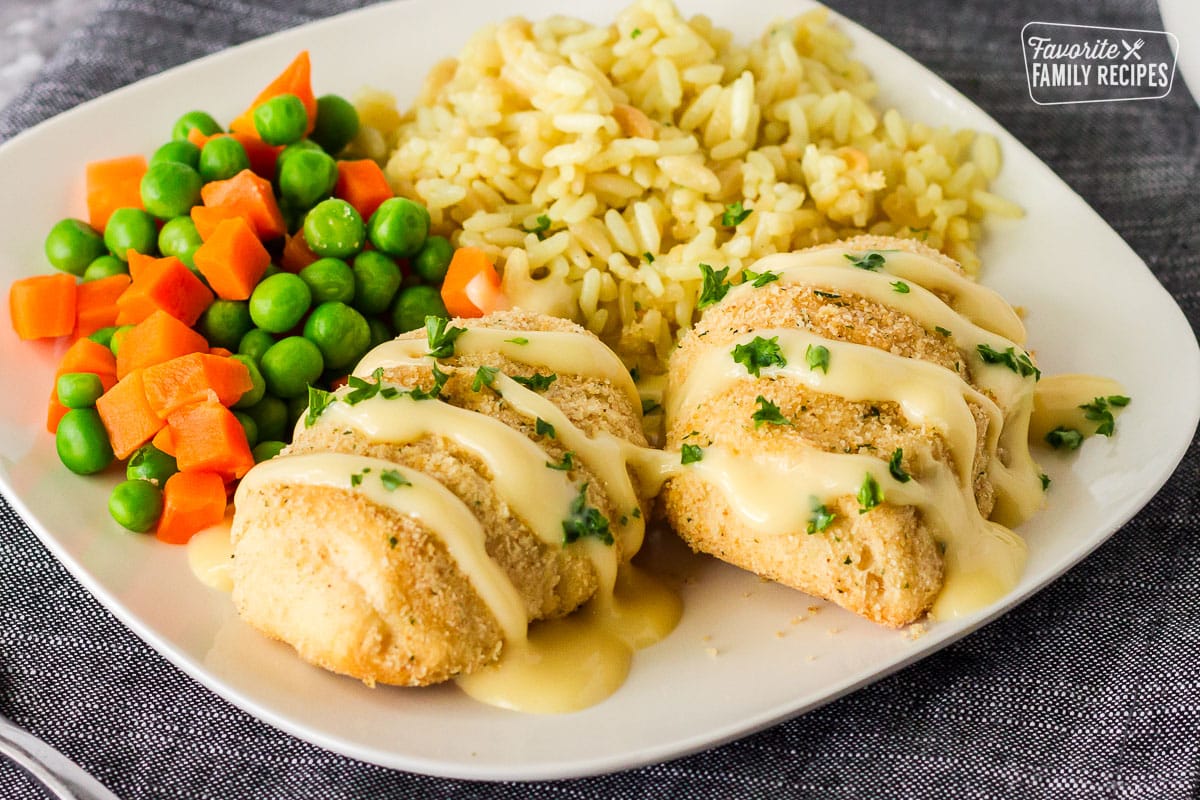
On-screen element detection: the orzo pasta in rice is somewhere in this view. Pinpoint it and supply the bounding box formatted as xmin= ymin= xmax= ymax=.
xmin=347 ymin=0 xmax=1020 ymax=371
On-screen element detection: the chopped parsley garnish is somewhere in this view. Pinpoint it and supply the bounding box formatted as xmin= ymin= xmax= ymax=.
xmin=857 ymin=473 xmax=884 ymax=513
xmin=350 ymin=468 xmax=370 ymax=487
xmin=721 ymin=201 xmax=752 ymax=227
xmin=388 ymin=535 xmax=398 ymax=548
xmin=306 ymin=385 xmax=334 ymax=427
xmin=631 ymin=27 xmax=642 ymax=38
xmin=1040 ymin=473 xmax=1051 ymax=490
xmin=1044 ymin=426 xmax=1084 ymax=450
xmin=888 ymin=448 xmax=912 ymax=483
xmin=546 ymin=451 xmax=575 ymax=471
xmin=890 ymin=280 xmax=910 ymax=294
xmin=345 ymin=368 xmax=401 ymax=405
xmin=562 ymin=483 xmax=613 ymax=545
xmin=504 ymin=337 xmax=529 ymax=345
xmin=642 ymin=398 xmax=662 ymax=415
xmin=731 ymin=335 xmax=786 ymax=377
xmin=512 ymin=372 xmax=558 ymax=391
xmin=934 ymin=326 xmax=952 ymax=337
xmin=407 ymin=363 xmax=450 ymax=401
xmin=751 ymin=395 xmax=791 ymax=428
xmin=631 ymin=507 xmax=642 ymax=519
xmin=425 ymin=316 xmax=466 ymax=359
xmin=629 ymin=366 xmax=640 ymax=383
xmin=471 ymin=365 xmax=498 ymax=392
xmin=523 ymin=214 xmax=551 ymax=240
xmin=845 ymin=250 xmax=885 ymax=271
xmin=380 ymin=469 xmax=411 ymax=490
xmin=696 ymin=264 xmax=732 ymax=309
xmin=1079 ymin=395 xmax=1131 ymax=437
xmin=535 ymin=417 xmax=556 ymax=439
xmin=643 ymin=251 xmax=655 ymax=264
xmin=813 ymin=289 xmax=841 ymax=299
xmin=805 ymin=344 xmax=830 ymax=374
xmin=976 ymin=343 xmax=1040 ymax=380
xmin=807 ymin=499 xmax=836 ymax=534
xmin=680 ymin=444 xmax=704 ymax=465
xmin=843 ymin=555 xmax=852 ymax=565
xmin=741 ymin=267 xmax=779 ymax=288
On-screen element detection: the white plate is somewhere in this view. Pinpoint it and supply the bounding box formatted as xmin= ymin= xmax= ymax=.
xmin=1 ymin=0 xmax=1197 ymax=782
xmin=1158 ymin=0 xmax=1199 ymax=102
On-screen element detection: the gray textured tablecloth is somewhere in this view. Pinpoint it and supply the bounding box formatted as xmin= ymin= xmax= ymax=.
xmin=1 ymin=1 xmax=1197 ymax=797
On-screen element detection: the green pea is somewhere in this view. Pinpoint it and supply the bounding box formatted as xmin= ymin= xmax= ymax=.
xmin=253 ymin=93 xmax=308 ymax=146
xmin=88 ymin=326 xmax=120 ymax=348
xmin=303 ymin=301 xmax=371 ymax=371
xmin=299 ymin=257 xmax=355 ymax=304
xmin=252 ymin=440 xmax=287 ymax=462
xmin=150 ymin=140 xmax=201 ymax=170
xmin=367 ymin=197 xmax=429 ymax=258
xmin=197 ymin=300 xmax=253 ymax=349
xmin=158 ymin=216 xmax=204 ymax=271
xmin=392 ymin=285 xmax=448 ymax=333
xmin=108 ymin=479 xmax=164 ymax=533
xmin=237 ymin=328 xmax=276 ymax=366
xmin=233 ymin=411 xmax=259 ymax=449
xmin=303 ymin=198 xmax=365 ymax=259
xmin=109 ymin=325 xmax=135 ymax=356
xmin=126 ymin=444 xmax=178 ymax=487
xmin=140 ymin=161 xmax=203 ymax=220
xmin=310 ymin=94 xmax=360 ymax=155
xmin=275 ymin=139 xmax=325 ymax=176
xmin=278 ymin=150 xmax=338 ymax=210
xmin=244 ymin=395 xmax=289 ymax=443
xmin=56 ymin=373 xmax=105 ymax=409
xmin=249 ymin=273 xmax=312 ymax=333
xmin=260 ymin=336 xmax=324 ymax=398
xmin=198 ymin=136 xmax=251 ymax=183
xmin=231 ymin=354 xmax=267 ymax=409
xmin=45 ymin=218 xmax=107 ymax=276
xmin=104 ymin=208 xmax=158 ymax=260
xmin=55 ymin=408 xmax=114 ymax=475
xmin=352 ymin=251 xmax=402 ymax=315
xmin=82 ymin=255 xmax=129 ymax=282
xmin=413 ymin=235 xmax=453 ymax=284
xmin=367 ymin=318 xmax=393 ymax=350
xmin=172 ymin=111 xmax=222 ymax=142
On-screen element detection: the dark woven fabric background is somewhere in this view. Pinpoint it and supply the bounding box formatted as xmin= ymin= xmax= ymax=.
xmin=1 ymin=0 xmax=1197 ymax=797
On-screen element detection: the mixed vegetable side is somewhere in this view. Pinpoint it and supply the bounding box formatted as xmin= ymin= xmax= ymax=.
xmin=7 ymin=52 xmax=510 ymax=544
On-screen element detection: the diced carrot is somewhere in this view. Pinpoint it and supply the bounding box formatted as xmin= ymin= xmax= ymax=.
xmin=157 ymin=470 xmax=227 ymax=544
xmin=192 ymin=217 xmax=271 ymax=300
xmin=199 ymin=170 xmax=286 ymax=240
xmin=280 ymin=231 xmax=319 ymax=272
xmin=152 ymin=425 xmax=176 ymax=456
xmin=95 ymin=368 xmax=165 ymax=459
xmin=114 ymin=255 xmax=213 ymax=327
xmin=116 ymin=309 xmax=209 ymax=378
xmin=167 ymin=400 xmax=255 ymax=481
xmin=208 ymin=346 xmax=234 ymax=358
xmin=441 ymin=247 xmax=510 ymax=318
xmin=228 ymin=51 xmax=317 ymax=138
xmin=46 ymin=338 xmax=120 ymax=432
xmin=334 ymin=160 xmax=393 ymax=220
xmin=86 ymin=155 xmax=147 ymax=231
xmin=190 ymin=204 xmax=245 ymax=241
xmin=73 ymin=273 xmax=131 ymax=339
xmin=126 ymin=250 xmax=157 ymax=282
xmin=9 ymin=273 xmax=77 ymax=340
xmin=143 ymin=353 xmax=252 ymax=417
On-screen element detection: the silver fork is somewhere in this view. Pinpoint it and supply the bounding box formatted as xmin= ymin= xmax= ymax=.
xmin=0 ymin=713 xmax=121 ymax=800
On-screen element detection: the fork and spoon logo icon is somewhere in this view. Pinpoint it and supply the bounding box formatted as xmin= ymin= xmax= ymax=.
xmin=1121 ymin=38 xmax=1144 ymax=60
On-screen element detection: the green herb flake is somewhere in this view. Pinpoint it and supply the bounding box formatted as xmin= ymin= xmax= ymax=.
xmin=629 ymin=366 xmax=640 ymax=383
xmin=742 ymin=267 xmax=780 ymax=288
xmin=813 ymin=289 xmax=841 ymax=299
xmin=504 ymin=337 xmax=529 ymax=345
xmin=512 ymin=372 xmax=558 ymax=391
xmin=843 ymin=555 xmax=852 ymax=565
xmin=696 ymin=264 xmax=732 ymax=309
xmin=643 ymin=252 xmax=655 ymax=264
xmin=857 ymin=473 xmax=884 ymax=513
xmin=888 ymin=448 xmax=912 ymax=483
xmin=1079 ymin=395 xmax=1131 ymax=437
xmin=408 ymin=363 xmax=450 ymax=401
xmin=380 ymin=469 xmax=411 ymax=490
xmin=891 ymin=280 xmax=910 ymax=294
xmin=350 ymin=471 xmax=364 ymax=487
xmin=471 ymin=365 xmax=498 ymax=392
xmin=388 ymin=536 xmax=398 ymax=548
xmin=631 ymin=507 xmax=642 ymax=519
xmin=1044 ymin=426 xmax=1084 ymax=451
xmin=1040 ymin=473 xmax=1051 ymax=491
xmin=425 ymin=316 xmax=467 ymax=359
xmin=631 ymin=27 xmax=642 ymax=38
xmin=642 ymin=398 xmax=662 ymax=415
xmin=721 ymin=201 xmax=752 ymax=227
xmin=546 ymin=451 xmax=575 ymax=471
xmin=681 ymin=444 xmax=704 ymax=465
xmin=751 ymin=395 xmax=792 ymax=428
xmin=807 ymin=500 xmax=836 ymax=534
xmin=805 ymin=344 xmax=831 ymax=374
xmin=523 ymin=214 xmax=551 ymax=240
xmin=306 ymin=385 xmax=334 ymax=427
xmin=845 ymin=251 xmax=886 ymax=271
xmin=562 ymin=483 xmax=613 ymax=545
xmin=935 ymin=326 xmax=952 ymax=337
xmin=344 ymin=368 xmax=398 ymax=405
xmin=535 ymin=417 xmax=556 ymax=439
xmin=731 ymin=335 xmax=787 ymax=377
xmin=976 ymin=343 xmax=1040 ymax=380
